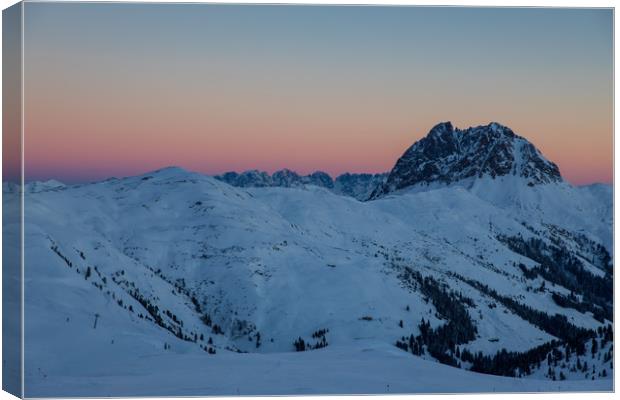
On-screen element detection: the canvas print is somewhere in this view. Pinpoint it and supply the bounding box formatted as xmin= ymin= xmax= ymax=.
xmin=2 ymin=2 xmax=614 ymax=397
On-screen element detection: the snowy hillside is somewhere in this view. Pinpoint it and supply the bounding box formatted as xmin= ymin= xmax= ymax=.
xmin=18 ymin=122 xmax=612 ymax=396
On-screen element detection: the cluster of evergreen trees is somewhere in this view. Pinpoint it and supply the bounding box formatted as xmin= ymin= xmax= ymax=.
xmin=147 ymin=266 xmax=198 ymax=301
xmin=52 ymin=244 xmax=225 ymax=354
xmin=51 ymin=244 xmax=74 ymax=268
xmin=393 ymin=265 xmax=613 ymax=379
xmin=190 ymin=295 xmax=202 ymax=314
xmin=212 ymin=324 xmax=224 ymax=335
xmin=164 ymin=309 xmax=182 ymax=326
xmin=452 ymin=273 xmax=615 ymax=378
xmin=395 ymin=267 xmax=477 ymax=367
xmin=145 ymin=265 xmax=229 ymax=344
xmin=293 ymin=337 xmax=307 ymax=352
xmin=551 ymin=292 xmax=608 ymax=323
xmin=499 ymin=235 xmax=612 ymax=321
xmin=52 ymin=244 xmax=110 ymax=289
xmin=544 ymin=224 xmax=613 ymax=274
xmin=597 ymin=324 xmax=613 ymax=346
xmin=111 ymin=273 xmax=212 ymax=345
xmin=464 ymin=341 xmax=559 ymax=377
xmin=312 ymin=328 xmax=329 ymax=339
xmin=199 ymin=313 xmax=223 ymax=335
xmin=453 ymin=273 xmax=596 ymax=353
xmin=293 ymin=328 xmax=330 ymax=352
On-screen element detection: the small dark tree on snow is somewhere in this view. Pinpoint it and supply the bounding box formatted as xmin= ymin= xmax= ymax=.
xmin=399 ymin=320 xmax=404 ymax=328
xmin=201 ymin=314 xmax=212 ymax=327
xmin=85 ymin=267 xmax=91 ymax=280
xmin=294 ymin=337 xmax=306 ymax=352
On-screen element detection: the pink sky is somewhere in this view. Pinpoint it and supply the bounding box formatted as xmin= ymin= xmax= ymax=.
xmin=18 ymin=4 xmax=613 ymax=185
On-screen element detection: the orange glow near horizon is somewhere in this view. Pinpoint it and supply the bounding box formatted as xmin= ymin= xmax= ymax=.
xmin=19 ymin=4 xmax=612 ymax=185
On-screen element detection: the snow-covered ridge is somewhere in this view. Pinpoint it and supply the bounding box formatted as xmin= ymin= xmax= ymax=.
xmin=3 ymin=179 xmax=66 ymax=194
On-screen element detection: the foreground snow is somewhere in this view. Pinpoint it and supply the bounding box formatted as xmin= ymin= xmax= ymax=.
xmin=14 ymin=164 xmax=612 ymax=397
xmin=26 ymin=342 xmax=611 ymax=397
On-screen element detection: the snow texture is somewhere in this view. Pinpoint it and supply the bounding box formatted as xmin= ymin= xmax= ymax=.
xmin=16 ymin=123 xmax=613 ymax=396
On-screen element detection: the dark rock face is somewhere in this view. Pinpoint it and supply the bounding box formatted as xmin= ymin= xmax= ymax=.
xmin=370 ymin=122 xmax=562 ymax=199
xmin=333 ymin=173 xmax=388 ymax=200
xmin=308 ymin=171 xmax=335 ymax=189
xmin=214 ymin=169 xmax=385 ymax=200
xmin=272 ymin=169 xmax=303 ymax=187
xmin=222 ymin=170 xmax=272 ymax=188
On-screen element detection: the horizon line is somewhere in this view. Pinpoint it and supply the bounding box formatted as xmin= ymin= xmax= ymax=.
xmin=11 ymin=164 xmax=613 ymax=188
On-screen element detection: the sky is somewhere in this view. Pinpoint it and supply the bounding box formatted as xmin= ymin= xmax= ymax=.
xmin=14 ymin=3 xmax=613 ymax=184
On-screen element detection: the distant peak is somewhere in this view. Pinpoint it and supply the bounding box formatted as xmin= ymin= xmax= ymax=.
xmin=43 ymin=179 xmax=66 ymax=187
xmin=23 ymin=179 xmax=66 ymax=193
xmin=136 ymin=166 xmax=201 ymax=182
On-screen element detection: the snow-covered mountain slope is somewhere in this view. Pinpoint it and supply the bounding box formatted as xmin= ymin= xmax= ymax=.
xmin=370 ymin=122 xmax=612 ymax=249
xmin=24 ymin=179 xmax=66 ymax=193
xmin=18 ymin=123 xmax=612 ymax=395
xmin=214 ymin=169 xmax=387 ymax=201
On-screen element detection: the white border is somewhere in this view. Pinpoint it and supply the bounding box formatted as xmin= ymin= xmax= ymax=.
xmin=0 ymin=1 xmax=616 ymax=400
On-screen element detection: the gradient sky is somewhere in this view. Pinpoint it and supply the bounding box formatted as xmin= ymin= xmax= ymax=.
xmin=20 ymin=3 xmax=613 ymax=184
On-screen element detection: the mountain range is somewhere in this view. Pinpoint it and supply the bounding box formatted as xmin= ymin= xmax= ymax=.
xmin=12 ymin=122 xmax=613 ymax=396
xmin=214 ymin=169 xmax=387 ymax=201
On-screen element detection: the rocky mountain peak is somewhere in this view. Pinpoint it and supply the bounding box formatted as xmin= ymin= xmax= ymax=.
xmin=370 ymin=122 xmax=562 ymax=199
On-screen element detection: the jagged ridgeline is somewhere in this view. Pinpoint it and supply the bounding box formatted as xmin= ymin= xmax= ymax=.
xmin=20 ymin=121 xmax=612 ymax=393
xmin=214 ymin=169 xmax=388 ymax=201
xmin=370 ymin=121 xmax=563 ymax=199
